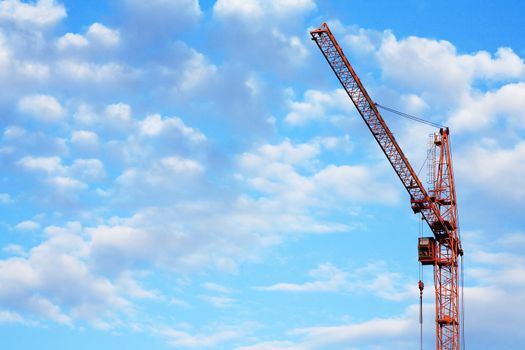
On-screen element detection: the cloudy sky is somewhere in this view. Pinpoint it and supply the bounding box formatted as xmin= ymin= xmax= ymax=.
xmin=1 ymin=0 xmax=525 ymax=349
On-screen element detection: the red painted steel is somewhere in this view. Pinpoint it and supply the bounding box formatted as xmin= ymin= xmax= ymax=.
xmin=310 ymin=22 xmax=462 ymax=350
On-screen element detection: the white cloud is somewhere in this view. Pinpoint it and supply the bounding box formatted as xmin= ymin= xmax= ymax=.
xmin=284 ymin=89 xmax=354 ymax=126
xmin=56 ymin=60 xmax=128 ymax=83
xmin=449 ymin=82 xmax=525 ymax=131
xmin=291 ymin=314 xmax=414 ymax=348
xmin=0 ymin=32 xmax=10 ymax=74
xmin=0 ymin=223 xmax=130 ymax=326
xmin=47 ymin=176 xmax=87 ymax=191
xmin=213 ymin=0 xmax=315 ymax=20
xmin=86 ymin=23 xmax=120 ymax=46
xmin=376 ymin=33 xmax=525 ymax=107
xmin=174 ymin=49 xmax=217 ymax=93
xmin=0 ymin=0 xmax=66 ymax=27
xmin=239 ymin=305 xmax=423 ymax=350
xmin=465 ymin=47 xmax=525 ymax=80
xmin=241 ymin=139 xmax=319 ymax=167
xmin=115 ymin=155 xmax=204 ymax=191
xmin=115 ymin=272 xmax=160 ymax=300
xmin=17 ymin=156 xmax=64 ymax=174
xmin=72 ymin=103 xmax=100 ymax=125
xmin=154 ymin=326 xmax=240 ymax=348
xmin=71 ymin=130 xmax=99 ymax=150
xmin=202 ymin=282 xmax=233 ymax=294
xmin=2 ymin=244 xmax=25 ymax=256
xmin=15 ymin=220 xmax=40 ymax=231
xmin=313 ymin=164 xmax=399 ymax=204
xmin=56 ymin=22 xmax=119 ymax=51
xmin=237 ymin=139 xmax=399 ymax=226
xmin=399 ymin=93 xmax=428 ymax=114
xmin=105 ymin=103 xmax=131 ymax=123
xmin=86 ymin=205 xmax=271 ymax=274
xmin=200 ymin=295 xmax=236 ymax=308
xmin=256 ymin=263 xmax=347 ymax=292
xmin=139 ymin=114 xmax=206 ymax=143
xmin=456 ymin=140 xmax=525 ymax=201
xmin=336 ymin=26 xmax=524 ymax=112
xmin=3 ymin=125 xmax=25 ymax=139
xmin=160 ymin=156 xmax=203 ymax=174
xmin=0 ymin=310 xmax=25 ymax=324
xmin=56 ymin=33 xmax=88 ymax=50
xmin=256 ymin=262 xmax=413 ymax=301
xmin=122 ymin=0 xmax=202 ymax=37
xmin=270 ymin=28 xmax=309 ymax=63
xmin=235 ymin=341 xmax=302 ymax=350
xmin=17 ymin=61 xmax=50 ymax=80
xmin=70 ymin=159 xmax=105 ymax=181
xmin=17 ymin=94 xmax=66 ymax=122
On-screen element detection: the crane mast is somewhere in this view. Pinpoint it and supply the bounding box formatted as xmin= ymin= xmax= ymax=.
xmin=310 ymin=23 xmax=463 ymax=350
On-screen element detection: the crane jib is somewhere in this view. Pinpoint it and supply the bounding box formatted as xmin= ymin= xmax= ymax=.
xmin=310 ymin=24 xmax=452 ymax=243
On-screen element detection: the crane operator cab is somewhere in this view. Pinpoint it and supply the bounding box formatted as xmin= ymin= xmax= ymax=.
xmin=418 ymin=237 xmax=436 ymax=265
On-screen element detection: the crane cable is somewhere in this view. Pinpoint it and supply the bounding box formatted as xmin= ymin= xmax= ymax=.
xmin=418 ymin=216 xmax=425 ymax=350
xmin=375 ymin=103 xmax=445 ymax=129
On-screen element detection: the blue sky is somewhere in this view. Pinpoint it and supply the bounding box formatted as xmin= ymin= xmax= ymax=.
xmin=1 ymin=1 xmax=525 ymax=349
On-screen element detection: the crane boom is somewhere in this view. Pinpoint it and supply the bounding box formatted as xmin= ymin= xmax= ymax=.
xmin=310 ymin=23 xmax=448 ymax=241
xmin=310 ymin=22 xmax=463 ymax=350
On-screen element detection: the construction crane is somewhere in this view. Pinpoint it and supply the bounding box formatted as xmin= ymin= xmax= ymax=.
xmin=310 ymin=23 xmax=464 ymax=350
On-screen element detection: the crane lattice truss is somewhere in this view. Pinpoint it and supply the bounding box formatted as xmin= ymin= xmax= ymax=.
xmin=310 ymin=23 xmax=462 ymax=350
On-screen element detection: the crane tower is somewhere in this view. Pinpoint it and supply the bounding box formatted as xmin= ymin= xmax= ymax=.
xmin=310 ymin=23 xmax=464 ymax=350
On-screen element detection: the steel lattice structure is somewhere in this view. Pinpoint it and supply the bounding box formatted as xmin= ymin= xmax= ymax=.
xmin=310 ymin=23 xmax=463 ymax=350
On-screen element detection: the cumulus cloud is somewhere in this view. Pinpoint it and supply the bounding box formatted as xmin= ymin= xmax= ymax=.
xmin=284 ymin=89 xmax=354 ymax=126
xmin=211 ymin=0 xmax=313 ymax=72
xmin=202 ymin=282 xmax=233 ymax=294
xmin=105 ymin=102 xmax=131 ymax=123
xmin=56 ymin=60 xmax=129 ymax=83
xmin=237 ymin=304 xmax=424 ymax=350
xmin=200 ymin=295 xmax=236 ymax=308
xmin=17 ymin=94 xmax=66 ymax=122
xmin=377 ymin=34 xmax=525 ymax=105
xmin=256 ymin=262 xmax=413 ymax=301
xmin=16 ymin=61 xmax=50 ymax=80
xmin=139 ymin=114 xmax=206 ymax=143
xmin=71 ymin=130 xmax=99 ymax=150
xmin=0 ymin=223 xmax=129 ymax=326
xmin=17 ymin=155 xmax=106 ymax=193
xmin=17 ymin=156 xmax=64 ymax=174
xmin=172 ymin=49 xmax=217 ymax=94
xmin=56 ymin=33 xmax=88 ymax=50
xmin=154 ymin=325 xmax=241 ymax=348
xmin=256 ymin=263 xmax=347 ymax=292
xmin=456 ymin=140 xmax=525 ymax=201
xmin=213 ymin=0 xmax=315 ymax=20
xmin=47 ymin=176 xmax=87 ymax=192
xmin=57 ymin=22 xmax=119 ymax=50
xmin=238 ymin=139 xmax=399 ymax=207
xmin=86 ymin=23 xmax=120 ymax=46
xmin=70 ymin=159 xmax=105 ymax=181
xmin=0 ymin=0 xmax=66 ymax=27
xmin=448 ymin=82 xmax=525 ymax=131
xmin=121 ymin=0 xmax=201 ymax=39
xmin=15 ymin=220 xmax=40 ymax=231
